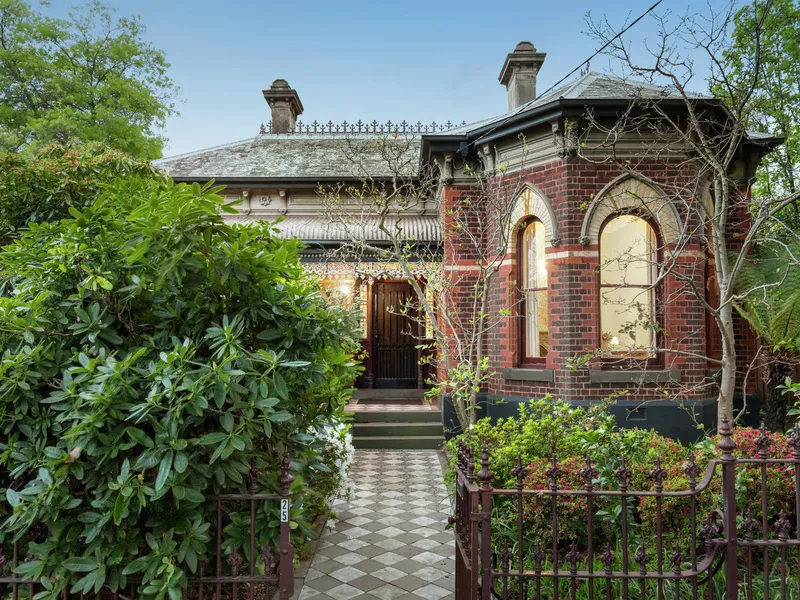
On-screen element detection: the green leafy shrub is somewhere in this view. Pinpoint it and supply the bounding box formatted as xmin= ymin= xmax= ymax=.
xmin=449 ymin=400 xmax=797 ymax=569
xmin=444 ymin=397 xmax=620 ymax=487
xmin=0 ymin=143 xmax=158 ymax=239
xmin=0 ymin=177 xmax=361 ymax=599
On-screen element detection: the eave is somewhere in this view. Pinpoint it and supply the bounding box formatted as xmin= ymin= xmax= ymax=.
xmin=420 ymin=97 xmax=728 ymax=165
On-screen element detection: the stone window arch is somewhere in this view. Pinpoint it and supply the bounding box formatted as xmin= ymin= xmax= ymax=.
xmin=580 ymin=175 xmax=681 ymax=247
xmin=506 ymin=185 xmax=560 ymax=254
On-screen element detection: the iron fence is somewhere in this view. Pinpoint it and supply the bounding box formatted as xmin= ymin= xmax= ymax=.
xmin=453 ymin=418 xmax=800 ymax=599
xmin=0 ymin=456 xmax=296 ymax=600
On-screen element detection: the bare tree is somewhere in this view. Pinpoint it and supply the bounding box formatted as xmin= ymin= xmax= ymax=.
xmin=319 ymin=134 xmax=527 ymax=429
xmin=580 ymin=0 xmax=800 ymax=427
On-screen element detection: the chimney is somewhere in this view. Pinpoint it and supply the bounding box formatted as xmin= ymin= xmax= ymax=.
xmin=498 ymin=42 xmax=546 ymax=111
xmin=262 ymin=79 xmax=304 ymax=133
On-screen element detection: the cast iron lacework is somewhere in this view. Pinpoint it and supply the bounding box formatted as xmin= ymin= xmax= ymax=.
xmin=258 ymin=119 xmax=468 ymax=135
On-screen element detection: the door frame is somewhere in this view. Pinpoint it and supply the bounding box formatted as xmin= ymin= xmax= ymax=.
xmin=359 ymin=279 xmax=425 ymax=389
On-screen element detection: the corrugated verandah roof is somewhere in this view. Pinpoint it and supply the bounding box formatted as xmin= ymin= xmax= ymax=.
xmin=225 ymin=214 xmax=442 ymax=242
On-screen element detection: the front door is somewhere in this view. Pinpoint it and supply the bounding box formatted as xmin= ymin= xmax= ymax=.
xmin=371 ymin=281 xmax=419 ymax=388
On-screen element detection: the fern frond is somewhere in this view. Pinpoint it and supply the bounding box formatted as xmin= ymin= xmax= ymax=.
xmin=769 ymin=291 xmax=800 ymax=345
xmin=734 ymin=298 xmax=771 ymax=339
xmin=731 ymin=251 xmax=766 ymax=297
xmin=752 ymin=242 xmax=800 ymax=299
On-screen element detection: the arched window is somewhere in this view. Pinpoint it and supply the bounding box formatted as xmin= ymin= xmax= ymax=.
xmin=600 ymin=215 xmax=658 ymax=358
xmin=518 ymin=219 xmax=548 ymax=363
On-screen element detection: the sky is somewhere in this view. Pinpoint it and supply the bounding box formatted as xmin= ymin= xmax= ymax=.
xmin=47 ymin=0 xmax=740 ymax=158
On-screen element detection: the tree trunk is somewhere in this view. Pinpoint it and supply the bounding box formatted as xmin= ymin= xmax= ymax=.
xmin=763 ymin=355 xmax=793 ymax=432
xmin=717 ymin=303 xmax=737 ymax=429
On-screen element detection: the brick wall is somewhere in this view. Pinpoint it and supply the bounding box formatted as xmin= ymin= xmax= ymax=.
xmin=442 ymin=157 xmax=757 ymax=404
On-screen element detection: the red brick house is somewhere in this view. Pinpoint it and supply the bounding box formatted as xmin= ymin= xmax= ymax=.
xmin=421 ymin=43 xmax=780 ymax=437
xmin=157 ymin=41 xmax=780 ymax=441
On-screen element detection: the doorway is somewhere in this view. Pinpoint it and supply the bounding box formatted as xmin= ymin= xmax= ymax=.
xmin=369 ymin=281 xmax=419 ymax=388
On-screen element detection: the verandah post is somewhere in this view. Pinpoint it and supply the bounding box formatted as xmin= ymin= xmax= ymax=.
xmin=717 ymin=418 xmax=739 ymax=599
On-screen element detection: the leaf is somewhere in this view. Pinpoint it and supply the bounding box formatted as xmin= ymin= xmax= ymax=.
xmin=270 ymin=411 xmax=293 ymax=423
xmin=62 ymin=557 xmax=98 ymax=573
xmin=13 ymin=560 xmax=42 ymax=575
xmin=122 ymin=556 xmax=151 ymax=575
xmin=272 ymin=372 xmax=288 ymax=399
xmin=6 ymin=488 xmax=22 ymax=507
xmin=113 ymin=493 xmax=128 ymax=525
xmin=279 ymin=360 xmax=311 ymax=368
xmin=220 ymin=412 xmax=234 ymax=432
xmin=200 ymin=432 xmax=228 ymax=445
xmin=209 ymin=439 xmax=228 ymax=464
xmin=95 ymin=276 xmax=114 ymax=290
xmin=155 ymin=452 xmax=173 ymax=492
xmin=38 ymin=467 xmax=53 ymax=485
xmin=174 ymin=452 xmax=188 ymax=474
xmin=214 ymin=380 xmax=226 ymax=408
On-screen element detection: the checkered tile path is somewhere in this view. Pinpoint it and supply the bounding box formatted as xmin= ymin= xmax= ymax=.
xmin=296 ymin=450 xmax=454 ymax=600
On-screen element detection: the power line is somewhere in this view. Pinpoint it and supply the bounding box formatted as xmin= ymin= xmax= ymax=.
xmin=468 ymin=0 xmax=664 ymax=147
xmin=537 ymin=0 xmax=664 ymax=99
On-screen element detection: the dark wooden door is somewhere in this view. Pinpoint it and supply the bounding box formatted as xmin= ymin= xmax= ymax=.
xmin=371 ymin=281 xmax=418 ymax=388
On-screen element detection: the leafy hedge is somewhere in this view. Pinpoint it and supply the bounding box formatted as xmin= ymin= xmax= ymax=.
xmin=0 ymin=176 xmax=361 ymax=599
xmin=447 ymin=400 xmax=796 ymax=563
xmin=0 ymin=143 xmax=158 ymax=240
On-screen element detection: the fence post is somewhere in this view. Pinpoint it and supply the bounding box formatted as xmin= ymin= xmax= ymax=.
xmin=717 ymin=417 xmax=738 ymax=599
xmin=477 ymin=444 xmax=493 ymax=600
xmin=279 ymin=454 xmax=295 ymax=599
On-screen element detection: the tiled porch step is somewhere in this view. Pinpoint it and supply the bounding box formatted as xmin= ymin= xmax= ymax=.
xmin=351 ymin=410 xmax=441 ymax=423
xmin=352 ymin=435 xmax=444 ymax=449
xmin=352 ymin=421 xmax=444 ymax=437
xmin=353 ymin=388 xmax=426 ymax=400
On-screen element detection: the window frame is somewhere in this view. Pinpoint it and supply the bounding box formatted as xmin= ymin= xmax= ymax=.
xmin=517 ymin=217 xmax=549 ymax=366
xmin=598 ymin=211 xmax=664 ymax=369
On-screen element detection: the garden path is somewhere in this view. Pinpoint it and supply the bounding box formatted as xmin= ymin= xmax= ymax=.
xmin=296 ymin=449 xmax=455 ymax=600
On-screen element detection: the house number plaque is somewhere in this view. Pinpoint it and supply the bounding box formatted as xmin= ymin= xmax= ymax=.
xmin=280 ymin=498 xmax=289 ymax=522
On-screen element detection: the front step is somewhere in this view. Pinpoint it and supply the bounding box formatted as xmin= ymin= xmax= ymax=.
xmin=353 ymin=435 xmax=443 ymax=449
xmin=350 ymin=410 xmax=439 ymax=423
xmin=349 ymin=406 xmax=444 ymax=450
xmin=353 ymin=421 xmax=443 ymax=437
xmin=353 ymin=389 xmax=426 ymax=401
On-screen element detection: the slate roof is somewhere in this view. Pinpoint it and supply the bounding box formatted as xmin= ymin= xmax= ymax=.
xmin=154 ymin=134 xmax=421 ymax=181
xmin=429 ymin=71 xmax=712 ymax=137
xmin=156 ymin=72 xmax=780 ymax=181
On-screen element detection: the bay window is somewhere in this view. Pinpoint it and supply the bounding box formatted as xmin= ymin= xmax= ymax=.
xmin=599 ymin=214 xmax=658 ymax=358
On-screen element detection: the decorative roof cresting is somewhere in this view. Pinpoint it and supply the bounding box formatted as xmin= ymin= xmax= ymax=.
xmin=257 ymin=119 xmax=468 ymax=136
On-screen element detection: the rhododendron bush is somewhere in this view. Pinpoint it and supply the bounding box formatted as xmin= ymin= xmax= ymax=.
xmin=0 ymin=176 xmax=361 ymax=599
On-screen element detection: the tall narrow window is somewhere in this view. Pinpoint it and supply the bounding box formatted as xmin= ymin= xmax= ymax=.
xmin=519 ymin=219 xmax=548 ymax=362
xmin=600 ymin=215 xmax=658 ymax=358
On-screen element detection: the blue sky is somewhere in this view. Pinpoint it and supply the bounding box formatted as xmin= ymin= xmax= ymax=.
xmin=48 ymin=0 xmax=738 ymax=157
